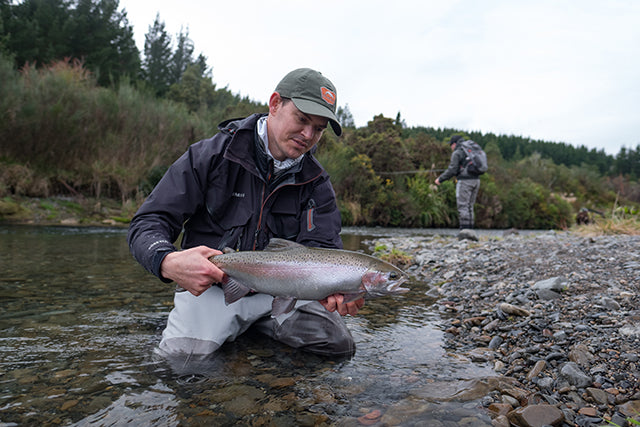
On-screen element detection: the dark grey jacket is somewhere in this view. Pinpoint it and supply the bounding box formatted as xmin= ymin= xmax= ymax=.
xmin=437 ymin=143 xmax=480 ymax=183
xmin=127 ymin=113 xmax=343 ymax=282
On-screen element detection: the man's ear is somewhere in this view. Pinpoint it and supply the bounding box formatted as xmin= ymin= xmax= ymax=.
xmin=268 ymin=92 xmax=282 ymax=114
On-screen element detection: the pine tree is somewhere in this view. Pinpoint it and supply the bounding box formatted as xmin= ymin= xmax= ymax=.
xmin=169 ymin=26 xmax=194 ymax=85
xmin=142 ymin=13 xmax=172 ymax=96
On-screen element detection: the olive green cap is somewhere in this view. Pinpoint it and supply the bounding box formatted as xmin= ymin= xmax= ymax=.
xmin=275 ymin=68 xmax=342 ymax=136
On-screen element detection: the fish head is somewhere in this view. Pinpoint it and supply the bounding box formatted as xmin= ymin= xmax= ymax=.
xmin=361 ymin=264 xmax=410 ymax=298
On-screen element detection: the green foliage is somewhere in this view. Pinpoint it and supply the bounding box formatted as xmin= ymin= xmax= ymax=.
xmin=502 ymin=179 xmax=573 ymax=229
xmin=0 ymin=49 xmax=637 ymax=230
xmin=2 ymin=0 xmax=140 ymax=86
xmin=0 ymin=6 xmax=639 ymax=231
xmin=406 ymin=174 xmax=451 ymax=227
xmin=0 ymin=55 xmax=200 ymax=201
xmin=142 ymin=13 xmax=172 ymax=96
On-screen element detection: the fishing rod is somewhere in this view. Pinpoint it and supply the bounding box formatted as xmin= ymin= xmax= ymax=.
xmin=378 ymin=169 xmax=447 ymax=175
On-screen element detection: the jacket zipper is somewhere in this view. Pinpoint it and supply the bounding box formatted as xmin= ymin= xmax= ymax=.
xmin=252 ymin=170 xmax=323 ymax=250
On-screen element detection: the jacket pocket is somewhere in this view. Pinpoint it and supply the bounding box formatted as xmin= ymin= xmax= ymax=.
xmin=267 ymin=195 xmax=300 ymax=240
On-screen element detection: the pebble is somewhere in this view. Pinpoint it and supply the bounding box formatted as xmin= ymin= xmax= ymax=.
xmin=370 ymin=231 xmax=640 ymax=426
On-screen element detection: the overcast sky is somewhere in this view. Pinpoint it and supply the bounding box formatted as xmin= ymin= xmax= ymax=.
xmin=118 ymin=0 xmax=639 ymax=155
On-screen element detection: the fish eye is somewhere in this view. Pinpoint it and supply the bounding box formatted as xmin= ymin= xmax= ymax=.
xmin=390 ymin=272 xmax=398 ymax=279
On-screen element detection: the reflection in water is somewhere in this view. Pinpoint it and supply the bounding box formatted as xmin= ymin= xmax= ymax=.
xmin=0 ymin=225 xmax=496 ymax=426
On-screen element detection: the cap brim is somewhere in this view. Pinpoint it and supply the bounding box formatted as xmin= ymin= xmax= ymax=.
xmin=291 ymin=98 xmax=342 ymax=136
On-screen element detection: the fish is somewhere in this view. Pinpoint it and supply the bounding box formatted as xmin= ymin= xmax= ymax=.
xmin=209 ymin=238 xmax=410 ymax=316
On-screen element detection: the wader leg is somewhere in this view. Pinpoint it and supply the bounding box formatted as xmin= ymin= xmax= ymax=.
xmin=157 ymin=286 xmax=273 ymax=359
xmin=456 ymin=179 xmax=480 ymax=229
xmin=252 ymin=301 xmax=356 ymax=358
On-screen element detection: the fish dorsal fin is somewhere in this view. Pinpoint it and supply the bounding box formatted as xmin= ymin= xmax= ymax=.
xmin=264 ymin=238 xmax=305 ymax=252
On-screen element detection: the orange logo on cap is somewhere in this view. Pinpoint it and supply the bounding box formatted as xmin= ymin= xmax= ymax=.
xmin=321 ymin=87 xmax=336 ymax=105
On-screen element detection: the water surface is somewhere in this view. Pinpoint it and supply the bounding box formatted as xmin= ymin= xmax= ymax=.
xmin=1 ymin=225 xmax=496 ymax=426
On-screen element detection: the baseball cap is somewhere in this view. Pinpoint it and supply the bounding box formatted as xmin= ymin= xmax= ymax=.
xmin=275 ymin=68 xmax=342 ymax=136
xmin=450 ymin=135 xmax=463 ymax=145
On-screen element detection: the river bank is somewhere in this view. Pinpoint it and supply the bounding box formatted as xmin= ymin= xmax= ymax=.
xmin=368 ymin=230 xmax=640 ymax=427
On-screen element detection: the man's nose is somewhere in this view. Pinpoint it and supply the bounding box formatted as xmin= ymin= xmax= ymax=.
xmin=301 ymin=124 xmax=315 ymax=140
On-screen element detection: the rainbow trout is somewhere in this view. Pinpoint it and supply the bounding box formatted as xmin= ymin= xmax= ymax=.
xmin=209 ymin=238 xmax=410 ymax=316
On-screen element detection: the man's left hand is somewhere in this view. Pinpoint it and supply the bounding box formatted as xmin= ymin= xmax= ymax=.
xmin=320 ymin=294 xmax=365 ymax=316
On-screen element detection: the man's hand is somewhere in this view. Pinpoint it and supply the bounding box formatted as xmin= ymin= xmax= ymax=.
xmin=320 ymin=294 xmax=365 ymax=316
xmin=160 ymin=246 xmax=224 ymax=296
xmin=434 ymin=178 xmax=441 ymax=186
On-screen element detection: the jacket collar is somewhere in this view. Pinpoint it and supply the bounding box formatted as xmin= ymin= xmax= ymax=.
xmin=219 ymin=113 xmax=325 ymax=183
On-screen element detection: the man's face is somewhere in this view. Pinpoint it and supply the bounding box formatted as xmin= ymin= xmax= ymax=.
xmin=266 ymin=93 xmax=328 ymax=161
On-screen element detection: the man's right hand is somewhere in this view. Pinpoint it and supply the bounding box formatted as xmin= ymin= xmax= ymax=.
xmin=160 ymin=246 xmax=224 ymax=296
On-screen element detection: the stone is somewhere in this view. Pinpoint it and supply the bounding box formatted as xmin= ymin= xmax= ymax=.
xmin=507 ymin=404 xmax=565 ymax=427
xmin=560 ymin=362 xmax=592 ymax=388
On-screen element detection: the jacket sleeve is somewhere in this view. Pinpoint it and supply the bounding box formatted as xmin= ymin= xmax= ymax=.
xmin=296 ymin=174 xmax=343 ymax=250
xmin=438 ymin=148 xmax=465 ymax=183
xmin=126 ymin=138 xmax=218 ymax=281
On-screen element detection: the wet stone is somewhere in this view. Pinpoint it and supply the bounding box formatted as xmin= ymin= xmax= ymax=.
xmin=507 ymin=404 xmax=565 ymax=427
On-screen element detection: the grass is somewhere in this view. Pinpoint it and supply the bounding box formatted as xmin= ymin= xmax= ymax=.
xmin=606 ymin=414 xmax=640 ymax=426
xmin=0 ymin=195 xmax=130 ymax=227
xmin=373 ymin=245 xmax=413 ymax=268
xmin=571 ymin=217 xmax=640 ymax=236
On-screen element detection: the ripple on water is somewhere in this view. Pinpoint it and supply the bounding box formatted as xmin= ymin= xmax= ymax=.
xmin=1 ymin=225 xmax=503 ymax=426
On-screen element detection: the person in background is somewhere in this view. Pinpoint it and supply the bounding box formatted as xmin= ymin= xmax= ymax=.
xmin=434 ymin=135 xmax=481 ymax=230
xmin=127 ymin=68 xmax=364 ymax=364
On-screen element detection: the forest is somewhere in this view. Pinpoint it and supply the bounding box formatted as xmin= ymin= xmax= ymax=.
xmin=1 ymin=0 xmax=639 ymax=230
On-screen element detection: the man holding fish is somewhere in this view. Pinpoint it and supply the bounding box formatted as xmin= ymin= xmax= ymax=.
xmin=127 ymin=68 xmax=407 ymax=360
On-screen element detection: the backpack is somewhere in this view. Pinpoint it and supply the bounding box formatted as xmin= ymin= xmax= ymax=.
xmin=459 ymin=140 xmax=488 ymax=175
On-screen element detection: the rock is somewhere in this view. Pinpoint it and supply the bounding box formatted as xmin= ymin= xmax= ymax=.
xmin=492 ymin=414 xmax=510 ymax=427
xmin=586 ymin=387 xmax=608 ymax=405
xmin=458 ymin=229 xmax=478 ymax=241
xmin=568 ymin=345 xmax=594 ymax=366
xmin=618 ymin=399 xmax=640 ymax=418
xmin=526 ymin=360 xmax=546 ymax=381
xmin=619 ymin=323 xmax=640 ymax=337
xmin=498 ymin=303 xmax=531 ymax=317
xmin=560 ymin=362 xmax=592 ymax=388
xmin=532 ymin=277 xmax=565 ymax=292
xmin=598 ymin=296 xmax=620 ymax=310
xmin=507 ymin=404 xmax=565 ymax=427
xmin=535 ymin=288 xmax=562 ymax=300
xmin=488 ymin=402 xmax=513 ymax=416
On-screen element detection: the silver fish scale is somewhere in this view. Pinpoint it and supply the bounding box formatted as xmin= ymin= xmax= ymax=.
xmin=210 ymin=245 xmax=400 ymax=299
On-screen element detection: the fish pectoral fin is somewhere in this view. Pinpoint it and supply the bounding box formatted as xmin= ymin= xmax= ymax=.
xmin=342 ymin=292 xmax=365 ymax=303
xmin=271 ymin=297 xmax=297 ymax=316
xmin=222 ymin=278 xmax=252 ymax=305
xmin=264 ymin=238 xmax=305 ymax=252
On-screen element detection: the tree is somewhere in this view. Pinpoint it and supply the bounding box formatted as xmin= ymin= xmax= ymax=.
xmin=169 ymin=26 xmax=194 ymax=85
xmin=2 ymin=0 xmax=139 ymax=85
xmin=336 ymin=104 xmax=355 ymax=129
xmin=0 ymin=0 xmax=11 ymax=55
xmin=142 ymin=13 xmax=172 ymax=96
xmin=166 ymin=63 xmax=216 ymax=112
xmin=2 ymin=0 xmax=71 ymax=66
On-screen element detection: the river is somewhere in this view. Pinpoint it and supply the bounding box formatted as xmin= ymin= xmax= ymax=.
xmin=0 ymin=225 xmax=497 ymax=426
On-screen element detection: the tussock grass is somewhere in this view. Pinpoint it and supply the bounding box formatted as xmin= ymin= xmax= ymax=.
xmin=571 ymin=217 xmax=640 ymax=236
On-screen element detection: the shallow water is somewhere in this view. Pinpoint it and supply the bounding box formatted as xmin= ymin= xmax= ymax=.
xmin=0 ymin=225 xmax=497 ymax=426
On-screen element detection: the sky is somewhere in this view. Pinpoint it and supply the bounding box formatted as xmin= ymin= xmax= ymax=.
xmin=118 ymin=0 xmax=639 ymax=155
